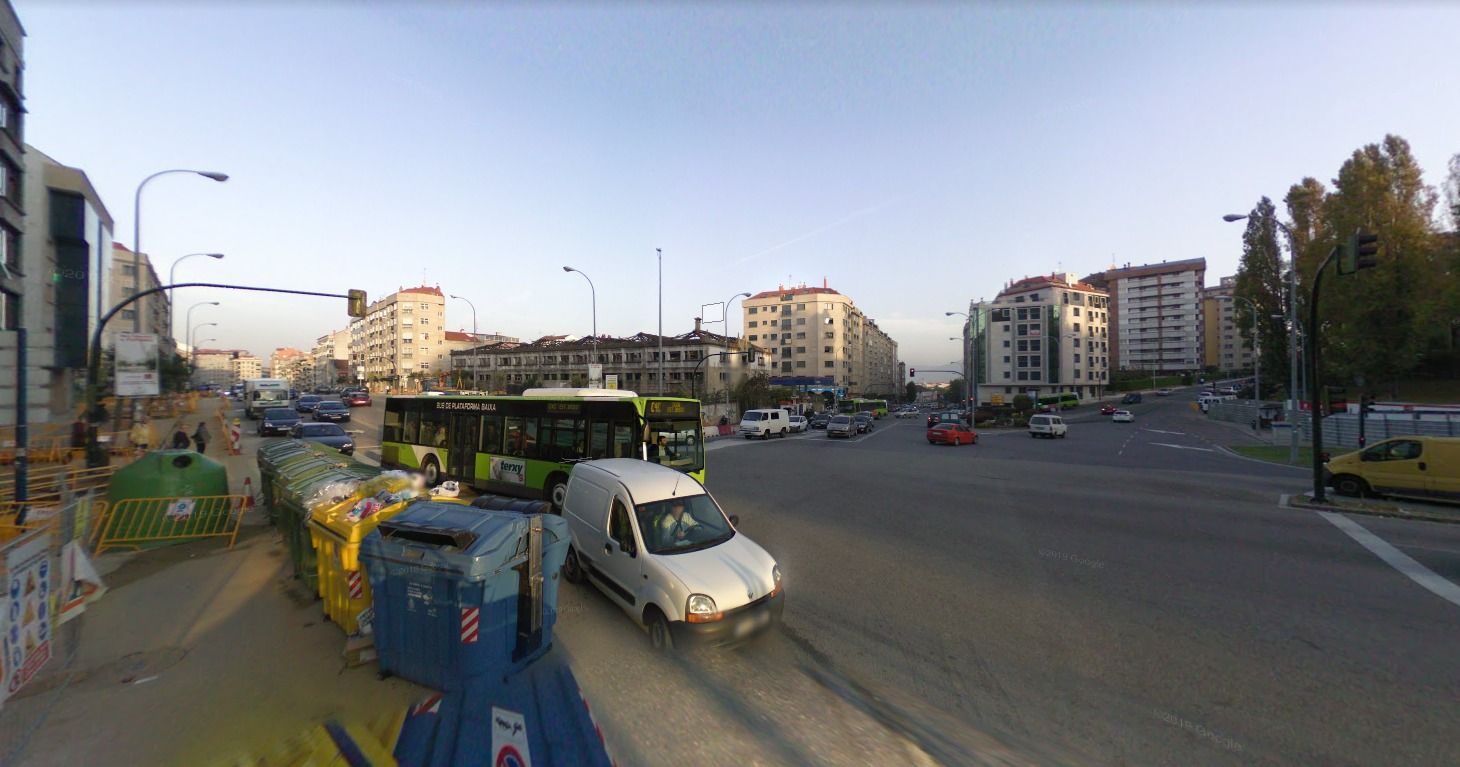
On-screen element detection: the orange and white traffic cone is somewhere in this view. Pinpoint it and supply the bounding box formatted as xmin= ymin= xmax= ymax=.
xmin=242 ymin=476 xmax=255 ymax=510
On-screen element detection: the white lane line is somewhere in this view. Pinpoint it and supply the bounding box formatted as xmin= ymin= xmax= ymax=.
xmin=1318 ymin=511 xmax=1460 ymax=609
xmin=1149 ymin=442 xmax=1214 ymax=452
xmin=1143 ymin=428 xmax=1186 ymax=436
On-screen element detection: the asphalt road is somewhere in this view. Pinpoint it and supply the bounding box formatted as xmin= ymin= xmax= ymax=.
xmin=276 ymin=392 xmax=1460 ymax=765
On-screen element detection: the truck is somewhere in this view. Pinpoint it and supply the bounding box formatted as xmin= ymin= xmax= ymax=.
xmin=243 ymin=378 xmax=293 ymax=419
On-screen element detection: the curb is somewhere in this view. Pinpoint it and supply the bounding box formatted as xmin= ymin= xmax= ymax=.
xmin=1280 ymin=493 xmax=1460 ymax=525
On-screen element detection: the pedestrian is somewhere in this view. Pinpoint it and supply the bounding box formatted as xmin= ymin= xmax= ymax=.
xmin=128 ymin=419 xmax=152 ymax=456
xmin=192 ymin=421 xmax=211 ymax=454
xmin=70 ymin=417 xmax=87 ymax=449
xmin=172 ymin=423 xmax=191 ymax=450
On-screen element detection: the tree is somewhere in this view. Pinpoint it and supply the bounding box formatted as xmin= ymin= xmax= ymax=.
xmin=1012 ymin=393 xmax=1032 ymax=412
xmin=1317 ymin=135 xmax=1439 ymax=393
xmin=904 ymin=382 xmax=919 ymax=402
xmin=945 ymin=378 xmax=965 ymax=403
xmin=732 ymin=373 xmax=773 ymax=409
xmin=1235 ymin=196 xmax=1291 ymax=398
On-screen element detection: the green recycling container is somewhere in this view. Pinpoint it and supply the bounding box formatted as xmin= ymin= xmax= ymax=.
xmin=266 ymin=452 xmax=349 ymax=526
xmin=256 ymin=440 xmax=316 ymax=518
xmin=103 ymin=451 xmax=231 ymax=550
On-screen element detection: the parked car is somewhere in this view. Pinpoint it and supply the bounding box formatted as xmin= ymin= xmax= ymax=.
xmin=313 ymin=400 xmax=351 ymax=423
xmin=1218 ymin=386 xmax=1238 ymax=396
xmin=827 ymin=415 xmax=856 ymax=438
xmin=1112 ymin=410 xmax=1135 ymax=423
xmin=1121 ymin=392 xmax=1143 ymax=405
xmin=1156 ymin=388 xmax=1173 ymax=396
xmin=809 ymin=414 xmax=830 ymax=430
xmin=927 ymin=422 xmax=978 ymax=446
xmin=343 ymin=390 xmax=372 ymax=407
xmin=290 ymin=422 xmax=354 ymax=455
xmin=853 ymin=413 xmax=874 ymax=434
xmin=1324 ymin=437 xmax=1460 ymax=502
xmin=559 ymin=459 xmax=783 ymax=650
xmin=295 ymin=394 xmax=324 ymax=413
xmin=1028 ymin=414 xmax=1068 ymax=439
xmin=1100 ymin=405 xmax=1118 ymax=416
xmin=740 ymin=408 xmax=791 ymax=439
xmin=895 ymin=408 xmax=919 ymax=419
xmin=788 ymin=415 xmax=808 ymax=433
xmin=257 ymin=407 xmax=302 ymax=436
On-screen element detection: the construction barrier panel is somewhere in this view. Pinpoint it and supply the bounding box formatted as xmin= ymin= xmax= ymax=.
xmin=92 ymin=495 xmax=247 ymax=554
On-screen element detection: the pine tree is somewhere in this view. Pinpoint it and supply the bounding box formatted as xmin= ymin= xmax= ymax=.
xmin=1233 ymin=197 xmax=1289 ymax=398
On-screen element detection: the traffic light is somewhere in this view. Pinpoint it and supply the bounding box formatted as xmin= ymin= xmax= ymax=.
xmin=347 ymin=289 xmax=368 ymax=318
xmin=1338 ymin=230 xmax=1379 ymax=275
xmin=909 ymin=368 xmax=915 ymax=378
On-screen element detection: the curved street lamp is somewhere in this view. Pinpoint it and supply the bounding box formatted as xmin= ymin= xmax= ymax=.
xmin=448 ymin=294 xmax=478 ymax=338
xmin=185 ymin=301 xmax=220 ymax=357
xmin=134 ymin=169 xmax=228 ymax=335
xmin=561 ymin=266 xmax=598 ymax=361
xmin=168 ymin=252 xmax=224 ymax=338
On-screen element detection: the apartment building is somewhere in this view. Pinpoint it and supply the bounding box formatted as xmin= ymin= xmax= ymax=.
xmin=192 ymin=349 xmax=242 ymax=389
xmin=269 ymin=347 xmax=312 ymax=390
xmin=232 ymin=353 xmax=261 ymax=383
xmin=450 ymin=321 xmax=771 ymax=398
xmin=104 ymin=244 xmax=171 ymax=353
xmin=312 ymin=328 xmax=350 ymax=389
xmin=970 ymin=273 xmax=1110 ymax=403
xmin=1083 ymin=258 xmax=1206 ymax=374
xmin=0 ymin=0 xmax=23 ymax=353
xmin=1202 ymin=276 xmax=1255 ymax=374
xmin=349 ymin=285 xmax=449 ymax=391
xmin=740 ymin=283 xmax=900 ymax=397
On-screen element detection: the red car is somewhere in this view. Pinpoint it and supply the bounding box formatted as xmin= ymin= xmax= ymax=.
xmin=1100 ymin=405 xmax=1117 ymax=416
xmin=344 ymin=391 xmax=372 ymax=407
xmin=927 ymin=422 xmax=978 ymax=446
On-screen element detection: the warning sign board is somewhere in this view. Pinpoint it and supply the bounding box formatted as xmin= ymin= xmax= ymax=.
xmin=491 ymin=706 xmax=532 ymax=767
xmin=165 ymin=498 xmax=196 ymax=522
xmin=4 ymin=536 xmax=52 ymax=699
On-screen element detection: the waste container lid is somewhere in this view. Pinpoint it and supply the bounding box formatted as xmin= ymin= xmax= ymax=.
xmin=370 ymin=502 xmax=565 ymax=578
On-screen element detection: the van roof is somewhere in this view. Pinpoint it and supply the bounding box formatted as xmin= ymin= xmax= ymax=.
xmin=577 ymin=459 xmax=706 ymax=504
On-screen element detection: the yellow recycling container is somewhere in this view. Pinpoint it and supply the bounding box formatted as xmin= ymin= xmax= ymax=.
xmin=309 ymin=474 xmax=470 ymax=635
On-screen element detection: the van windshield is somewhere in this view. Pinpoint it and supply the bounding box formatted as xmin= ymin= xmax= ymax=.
xmin=742 ymin=412 xmax=763 ymax=421
xmin=635 ymin=494 xmax=735 ymax=555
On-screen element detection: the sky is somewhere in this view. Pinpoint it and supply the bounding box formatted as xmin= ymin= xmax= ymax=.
xmin=17 ymin=1 xmax=1460 ymax=381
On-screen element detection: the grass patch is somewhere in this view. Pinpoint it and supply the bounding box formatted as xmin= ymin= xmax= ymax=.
xmin=1229 ymin=445 xmax=1315 ymax=465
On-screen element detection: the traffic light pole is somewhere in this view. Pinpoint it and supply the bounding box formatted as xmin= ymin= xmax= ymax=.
xmin=85 ymin=282 xmax=363 ymax=467
xmin=1307 ymin=246 xmax=1339 ymax=503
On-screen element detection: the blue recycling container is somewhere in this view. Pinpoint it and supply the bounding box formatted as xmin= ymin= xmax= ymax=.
xmin=360 ymin=501 xmax=570 ymax=691
xmin=393 ymin=645 xmax=613 ymax=767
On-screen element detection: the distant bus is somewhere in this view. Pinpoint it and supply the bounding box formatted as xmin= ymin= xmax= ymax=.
xmin=381 ymin=388 xmax=704 ymax=508
xmin=837 ymin=398 xmax=889 ymax=418
xmin=1036 ymin=392 xmax=1080 ymax=411
xmin=243 ymin=378 xmax=293 ymax=419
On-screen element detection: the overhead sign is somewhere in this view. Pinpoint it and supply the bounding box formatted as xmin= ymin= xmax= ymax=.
xmin=114 ymin=333 xmax=160 ymax=397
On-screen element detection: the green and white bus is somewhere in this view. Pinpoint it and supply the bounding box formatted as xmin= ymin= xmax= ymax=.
xmin=837 ymin=398 xmax=889 ymax=418
xmin=1036 ymin=392 xmax=1081 ymax=411
xmin=381 ymin=388 xmax=705 ymax=507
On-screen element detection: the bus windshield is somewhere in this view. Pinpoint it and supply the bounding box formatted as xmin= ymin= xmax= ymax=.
xmin=647 ymin=417 xmax=704 ymax=474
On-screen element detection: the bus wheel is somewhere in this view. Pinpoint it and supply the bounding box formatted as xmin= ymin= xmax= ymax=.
xmin=421 ymin=456 xmax=441 ymax=487
xmin=547 ymin=473 xmax=570 ymax=512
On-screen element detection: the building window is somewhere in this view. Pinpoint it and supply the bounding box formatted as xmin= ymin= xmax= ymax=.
xmin=796 ymin=332 xmax=806 ymax=339
xmin=749 ymin=335 xmax=757 ymax=341
xmin=823 ymin=346 xmax=832 ymax=353
xmin=796 ymin=317 xmax=806 ymax=325
xmin=121 ymin=309 xmax=136 ymax=320
xmin=824 ymin=361 xmax=834 ymax=368
xmin=1017 ymin=340 xmax=1028 ymax=352
xmin=1003 ymin=356 xmax=1010 ymax=363
xmin=796 ymin=361 xmax=806 ymax=368
xmin=748 ymin=307 xmax=757 ymax=315
xmin=1017 ymin=371 xmax=1028 ymax=380
xmin=748 ymin=321 xmax=757 ymax=328
xmin=1002 ymin=340 xmax=1010 ymax=348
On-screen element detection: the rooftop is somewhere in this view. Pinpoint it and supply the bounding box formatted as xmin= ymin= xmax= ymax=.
xmin=997 ymin=273 xmax=1105 ymax=298
xmin=747 ymin=286 xmax=842 ymax=301
xmin=451 ymin=328 xmax=758 ymax=356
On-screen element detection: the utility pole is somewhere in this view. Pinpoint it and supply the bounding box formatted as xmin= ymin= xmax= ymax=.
xmin=657 ymin=248 xmax=664 ymax=396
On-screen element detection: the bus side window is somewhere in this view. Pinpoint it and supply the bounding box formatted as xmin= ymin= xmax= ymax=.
xmin=481 ymin=415 xmax=503 ymax=454
xmin=505 ymin=416 xmax=525 ymax=456
xmin=522 ymin=418 xmax=539 ymax=458
xmin=383 ymin=404 xmax=403 ymax=443
xmin=402 ymin=409 xmax=420 ymax=444
xmin=589 ymin=421 xmax=609 ymax=459
xmin=612 ymin=424 xmax=635 ymax=458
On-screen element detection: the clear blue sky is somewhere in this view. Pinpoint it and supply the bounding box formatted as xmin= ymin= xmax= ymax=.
xmin=18 ymin=1 xmax=1460 ymax=379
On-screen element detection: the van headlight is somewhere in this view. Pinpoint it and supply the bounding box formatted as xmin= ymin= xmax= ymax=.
xmin=771 ymin=565 xmax=783 ymax=596
xmin=685 ymin=594 xmax=722 ymax=623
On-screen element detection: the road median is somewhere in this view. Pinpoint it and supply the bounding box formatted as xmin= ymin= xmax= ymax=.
xmin=1282 ymin=492 xmax=1460 ymax=525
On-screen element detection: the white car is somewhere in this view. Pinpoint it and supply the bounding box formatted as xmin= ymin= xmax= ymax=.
xmin=1112 ymin=410 xmax=1135 ymax=423
xmin=896 ymin=409 xmax=919 ymax=419
xmin=1156 ymin=388 xmax=1173 ymax=396
xmin=1028 ymin=414 xmax=1068 ymax=439
xmin=560 ymin=460 xmax=784 ymax=651
xmin=788 ymin=415 xmax=808 ymax=433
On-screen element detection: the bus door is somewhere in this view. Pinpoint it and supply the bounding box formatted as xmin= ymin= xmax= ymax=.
xmin=448 ymin=413 xmax=479 ymax=482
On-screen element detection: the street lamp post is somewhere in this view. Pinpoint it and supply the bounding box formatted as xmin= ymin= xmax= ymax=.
xmin=562 ymin=266 xmax=598 ymax=384
xmin=946 ymin=311 xmax=977 ymax=411
xmin=134 ymin=169 xmax=228 ymax=334
xmin=448 ymin=294 xmax=478 ymax=337
xmin=190 ymin=322 xmax=217 ymax=357
xmin=656 ymin=248 xmax=664 ymax=396
xmin=184 ymin=301 xmax=220 ymax=358
xmin=1224 ymin=212 xmax=1300 ymax=463
xmin=168 ymin=252 xmax=224 ymax=338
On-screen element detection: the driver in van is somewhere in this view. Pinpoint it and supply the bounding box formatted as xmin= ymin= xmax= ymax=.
xmin=656 ymin=500 xmax=699 ymax=547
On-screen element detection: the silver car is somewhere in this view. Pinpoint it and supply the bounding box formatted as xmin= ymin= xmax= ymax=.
xmin=827 ymin=414 xmax=856 ymax=438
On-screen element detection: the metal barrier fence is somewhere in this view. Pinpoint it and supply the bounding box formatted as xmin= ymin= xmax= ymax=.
xmin=0 ymin=492 xmax=96 ymax=764
xmin=0 ymin=464 xmax=119 ymax=504
xmin=1206 ymin=401 xmax=1460 ymax=449
xmin=92 ymin=495 xmax=247 ymax=554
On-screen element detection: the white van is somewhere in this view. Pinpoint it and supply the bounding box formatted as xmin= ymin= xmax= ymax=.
xmin=1028 ymin=414 xmax=1068 ymax=439
xmin=560 ymin=459 xmax=784 ymax=651
xmin=739 ymin=408 xmax=791 ymax=439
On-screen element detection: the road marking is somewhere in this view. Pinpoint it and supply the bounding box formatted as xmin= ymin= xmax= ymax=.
xmin=1318 ymin=511 xmax=1460 ymax=609
xmin=1149 ymin=442 xmax=1214 ymax=452
xmin=1143 ymin=428 xmax=1185 ymax=436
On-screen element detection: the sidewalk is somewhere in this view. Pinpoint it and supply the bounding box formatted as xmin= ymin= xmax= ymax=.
xmin=1 ymin=398 xmax=427 ymax=766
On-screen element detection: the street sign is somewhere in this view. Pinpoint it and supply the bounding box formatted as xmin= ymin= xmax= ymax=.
xmin=991 ymin=394 xmax=1004 ymax=405
xmin=588 ymin=364 xmax=603 ymax=389
xmin=114 ymin=333 xmax=160 ymax=397
xmin=605 ymin=374 xmax=618 ymax=390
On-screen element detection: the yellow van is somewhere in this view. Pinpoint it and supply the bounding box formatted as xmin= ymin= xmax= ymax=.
xmin=1324 ymin=436 xmax=1460 ymax=503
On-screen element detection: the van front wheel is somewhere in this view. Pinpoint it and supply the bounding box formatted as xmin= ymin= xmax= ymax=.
xmin=1333 ymin=475 xmax=1370 ymax=498
xmin=563 ymin=547 xmax=586 ymax=584
xmin=646 ymin=608 xmax=674 ymax=653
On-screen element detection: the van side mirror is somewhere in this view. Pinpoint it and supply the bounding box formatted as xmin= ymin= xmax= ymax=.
xmin=729 ymin=515 xmax=740 ymax=527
